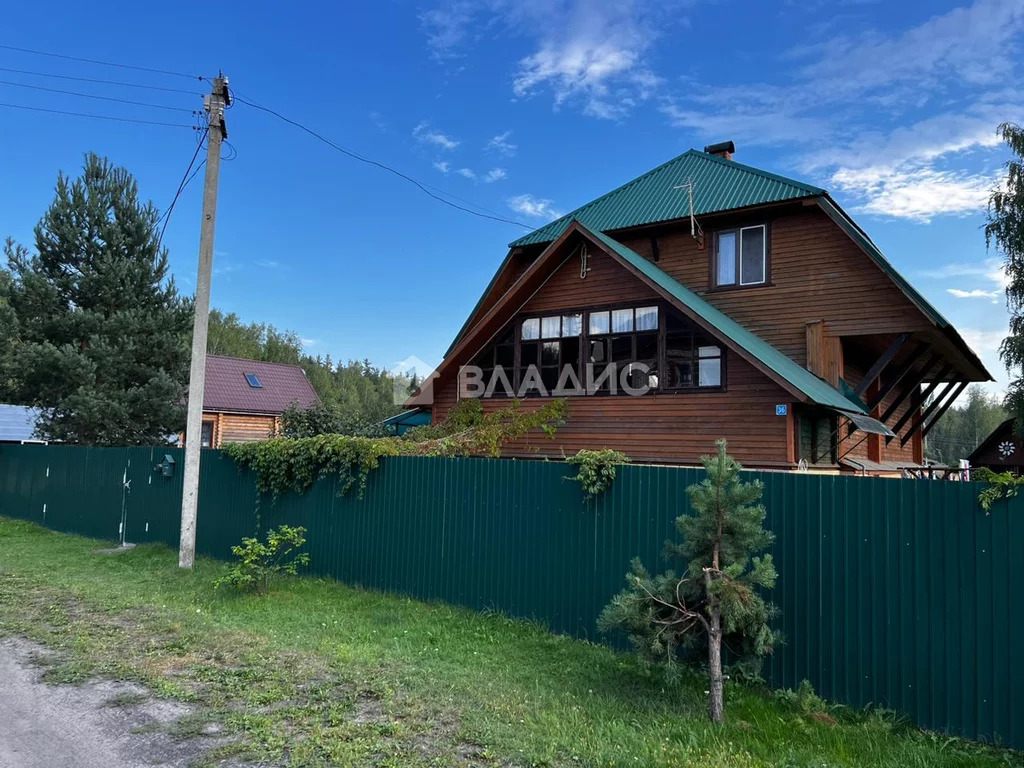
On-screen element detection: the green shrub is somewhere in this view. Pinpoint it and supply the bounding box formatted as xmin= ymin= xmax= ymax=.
xmin=225 ymin=399 xmax=567 ymax=498
xmin=216 ymin=525 xmax=310 ymax=594
xmin=566 ymin=449 xmax=630 ymax=501
xmin=974 ymin=466 xmax=1024 ymax=512
xmin=774 ymin=679 xmax=828 ymax=715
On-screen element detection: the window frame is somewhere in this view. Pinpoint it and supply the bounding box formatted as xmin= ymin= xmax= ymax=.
xmin=467 ymin=301 xmax=727 ymax=399
xmin=710 ymin=222 xmax=770 ymax=290
xmin=585 ymin=305 xmax=661 ymax=395
xmin=511 ymin=313 xmax=584 ymax=396
xmin=200 ymin=419 xmax=215 ymax=448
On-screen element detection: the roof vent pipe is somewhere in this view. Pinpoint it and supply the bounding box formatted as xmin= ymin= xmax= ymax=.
xmin=703 ymin=140 xmax=735 ymax=160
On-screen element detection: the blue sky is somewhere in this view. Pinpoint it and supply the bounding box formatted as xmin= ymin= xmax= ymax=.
xmin=0 ymin=0 xmax=1020 ymax=392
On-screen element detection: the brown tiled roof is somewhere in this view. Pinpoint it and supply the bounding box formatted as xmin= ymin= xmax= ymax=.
xmin=203 ymin=355 xmax=319 ymax=415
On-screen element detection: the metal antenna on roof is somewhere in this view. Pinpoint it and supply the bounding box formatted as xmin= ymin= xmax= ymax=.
xmin=673 ymin=180 xmax=704 ymax=248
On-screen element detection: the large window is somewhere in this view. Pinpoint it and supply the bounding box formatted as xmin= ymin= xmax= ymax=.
xmin=713 ymin=224 xmax=767 ymax=288
xmin=518 ymin=313 xmax=582 ymax=391
xmin=665 ymin=311 xmax=723 ymax=388
xmin=466 ymin=304 xmax=724 ymax=398
xmin=587 ymin=306 xmax=659 ymax=391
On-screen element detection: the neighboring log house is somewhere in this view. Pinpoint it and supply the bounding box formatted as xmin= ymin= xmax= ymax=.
xmin=418 ymin=141 xmax=991 ymax=475
xmin=192 ymin=355 xmax=319 ymax=448
xmin=969 ymin=419 xmax=1024 ymax=474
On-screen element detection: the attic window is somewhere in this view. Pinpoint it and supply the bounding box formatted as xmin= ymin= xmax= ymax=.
xmin=713 ymin=224 xmax=767 ymax=288
xmin=244 ymin=373 xmax=263 ymax=388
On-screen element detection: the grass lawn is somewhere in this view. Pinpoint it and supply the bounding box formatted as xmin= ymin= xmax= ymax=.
xmin=0 ymin=517 xmax=1016 ymax=768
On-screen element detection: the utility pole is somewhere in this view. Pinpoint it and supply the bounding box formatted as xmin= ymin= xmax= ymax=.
xmin=178 ymin=74 xmax=229 ymax=569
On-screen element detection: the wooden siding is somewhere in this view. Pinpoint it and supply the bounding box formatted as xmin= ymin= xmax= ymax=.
xmin=211 ymin=412 xmax=277 ymax=447
xmin=839 ymin=359 xmax=922 ymax=466
xmin=431 ymin=354 xmax=795 ymax=466
xmin=618 ymin=207 xmax=932 ymax=366
xmin=521 ymin=246 xmax=655 ymax=312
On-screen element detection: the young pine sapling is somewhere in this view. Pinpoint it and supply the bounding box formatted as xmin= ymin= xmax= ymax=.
xmin=599 ymin=439 xmax=779 ymax=723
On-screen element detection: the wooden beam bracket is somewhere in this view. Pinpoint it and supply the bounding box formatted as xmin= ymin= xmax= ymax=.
xmin=900 ymin=380 xmax=968 ymax=447
xmin=867 ymin=341 xmax=928 ymax=411
xmin=854 ymin=332 xmax=910 ymax=397
xmin=886 ymin=363 xmax=952 ymax=441
xmin=878 ymin=352 xmax=942 ymax=424
xmin=919 ymin=381 xmax=970 ymax=442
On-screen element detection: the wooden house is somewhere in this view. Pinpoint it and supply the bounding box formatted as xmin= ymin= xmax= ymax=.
xmin=969 ymin=419 xmax=1024 ymax=474
xmin=194 ymin=355 xmax=319 ymax=448
xmin=417 ymin=142 xmax=991 ymax=474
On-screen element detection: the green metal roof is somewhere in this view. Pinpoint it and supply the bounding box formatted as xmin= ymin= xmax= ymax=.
xmin=585 ymin=226 xmax=867 ymax=414
xmin=510 ymin=149 xmax=823 ymax=248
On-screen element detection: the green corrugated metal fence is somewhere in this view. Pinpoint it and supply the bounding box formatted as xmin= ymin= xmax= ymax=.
xmin=1 ymin=444 xmax=1021 ymax=748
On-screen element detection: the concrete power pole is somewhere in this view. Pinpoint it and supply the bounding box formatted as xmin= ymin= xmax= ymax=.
xmin=178 ymin=74 xmax=229 ymax=569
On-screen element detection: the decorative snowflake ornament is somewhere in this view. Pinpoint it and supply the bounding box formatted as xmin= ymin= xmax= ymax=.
xmin=998 ymin=440 xmax=1016 ymax=459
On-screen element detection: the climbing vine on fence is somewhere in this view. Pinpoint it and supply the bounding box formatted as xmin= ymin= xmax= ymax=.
xmin=566 ymin=449 xmax=631 ymax=501
xmin=224 ymin=398 xmax=567 ymax=498
xmin=974 ymin=466 xmax=1024 ymax=513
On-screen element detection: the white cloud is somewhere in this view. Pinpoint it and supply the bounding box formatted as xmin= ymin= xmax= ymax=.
xmin=434 ymin=163 xmax=504 ymax=182
xmin=656 ymin=1 xmax=1022 ymax=221
xmin=507 ymin=193 xmax=563 ymax=219
xmin=659 ymin=100 xmax=828 ymax=147
xmin=794 ymin=0 xmax=1024 ymax=97
xmin=948 ymin=288 xmax=1001 ymax=301
xmin=920 ymin=257 xmax=1009 ymax=289
xmin=487 ymin=130 xmax=517 ymax=156
xmin=213 ymin=262 xmax=240 ymax=277
xmin=830 ymin=164 xmax=999 ymax=221
xmin=413 ymin=121 xmax=459 ymax=151
xmin=254 ymin=259 xmax=280 ymax=269
xmin=420 ymin=1 xmax=478 ymax=60
xmin=921 ymin=257 xmax=1008 ymax=306
xmin=422 ymin=0 xmax=686 ymax=119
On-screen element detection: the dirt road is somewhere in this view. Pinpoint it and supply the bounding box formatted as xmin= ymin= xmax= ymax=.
xmin=0 ymin=638 xmax=234 ymax=768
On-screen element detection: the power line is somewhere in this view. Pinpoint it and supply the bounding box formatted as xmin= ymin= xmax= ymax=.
xmin=157 ymin=160 xmax=206 ymax=244
xmin=0 ymin=65 xmax=203 ymax=95
xmin=231 ymin=93 xmax=532 ymax=230
xmin=158 ymin=126 xmax=210 ymax=244
xmin=0 ymin=101 xmax=193 ymax=127
xmin=0 ymin=43 xmax=201 ymax=80
xmin=0 ymin=78 xmax=196 ymax=112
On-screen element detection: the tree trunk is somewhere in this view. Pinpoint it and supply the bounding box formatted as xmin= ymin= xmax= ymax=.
xmin=707 ymin=605 xmax=724 ymax=723
xmin=707 ymin=469 xmax=725 ymax=723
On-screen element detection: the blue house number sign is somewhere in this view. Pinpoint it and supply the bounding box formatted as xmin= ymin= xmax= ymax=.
xmin=775 ymin=404 xmax=788 ymax=417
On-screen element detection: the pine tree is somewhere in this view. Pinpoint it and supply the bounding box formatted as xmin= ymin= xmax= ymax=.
xmin=0 ymin=266 xmax=18 ymax=400
xmin=988 ymin=123 xmax=1024 ymax=428
xmin=599 ymin=440 xmax=779 ymax=723
xmin=4 ymin=153 xmax=192 ymax=445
